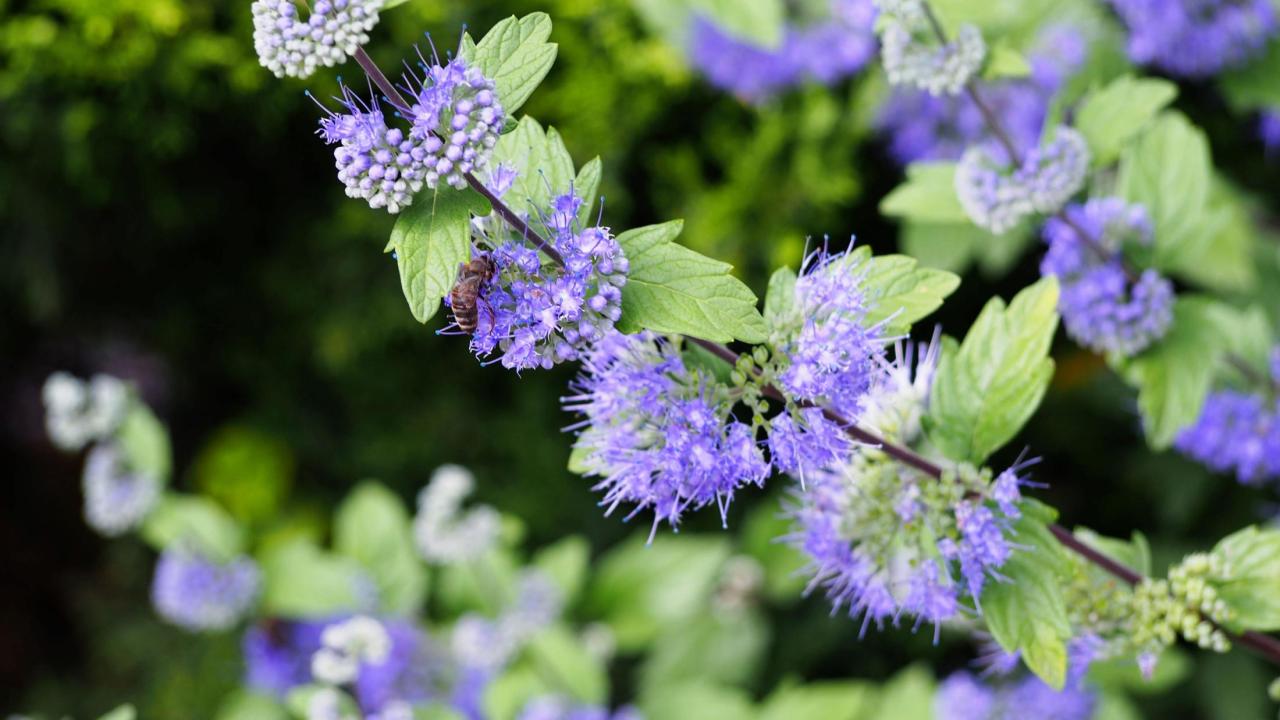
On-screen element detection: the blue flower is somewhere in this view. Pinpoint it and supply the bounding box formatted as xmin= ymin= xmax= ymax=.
xmin=81 ymin=442 xmax=161 ymax=537
xmin=1261 ymin=109 xmax=1280 ymax=157
xmin=775 ymin=248 xmax=886 ymax=419
xmin=1040 ymin=198 xmax=1174 ymax=356
xmin=688 ymin=0 xmax=877 ymax=102
xmin=1108 ymin=0 xmax=1276 ymax=78
xmin=767 ymin=408 xmax=851 ymax=485
xmin=955 ymin=127 xmax=1089 ymax=234
xmin=565 ymin=332 xmax=769 ymax=537
xmin=403 ymin=56 xmax=505 ymax=190
xmin=461 ymin=191 xmax=628 ymax=371
xmin=936 ymin=670 xmax=1095 ymax=720
xmin=314 ymin=84 xmax=430 ymax=214
xmin=244 ymin=619 xmax=328 ymax=697
xmin=1176 ymin=389 xmax=1280 ymax=486
xmin=151 ymin=545 xmax=261 ymax=632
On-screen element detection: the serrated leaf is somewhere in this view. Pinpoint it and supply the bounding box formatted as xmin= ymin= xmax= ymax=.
xmin=214 ymin=691 xmax=288 ymax=720
xmin=763 ymin=266 xmax=797 ymax=328
xmin=97 ymin=705 xmax=137 ymax=720
xmin=140 ymin=493 xmax=244 ymax=561
xmin=490 ymin=117 xmax=576 ymax=217
xmin=926 ymin=278 xmax=1059 ymax=464
xmin=640 ymin=682 xmax=757 ymax=720
xmin=979 ymin=512 xmax=1073 ymax=689
xmin=1210 ymin=526 xmax=1280 ymax=632
xmin=1117 ymin=112 xmax=1214 ymax=272
xmin=880 ymin=163 xmax=968 ymax=224
xmin=382 ymin=0 xmax=411 ymax=8
xmin=1073 ymin=528 xmax=1152 ymax=578
xmin=615 ymin=220 xmax=767 ymax=344
xmin=463 ymin=14 xmax=558 ymax=115
xmin=1162 ymin=180 xmax=1257 ymax=293
xmin=860 ymin=254 xmax=960 ymax=335
xmin=573 ymin=156 xmax=602 ymax=226
xmin=386 ymin=187 xmax=490 ymax=324
xmin=639 ymin=611 xmax=769 ymax=696
xmin=259 ymin=539 xmax=368 ymax=617
xmin=333 ymin=481 xmax=427 ymax=614
xmin=1075 ymin=76 xmax=1177 ymax=167
xmin=483 ymin=666 xmax=550 ymax=720
xmin=116 ymin=401 xmax=171 ymax=483
xmin=1123 ymin=296 xmax=1232 ymax=448
xmin=866 ymin=665 xmax=935 ymax=720
xmin=528 ymin=626 xmax=608 ymax=703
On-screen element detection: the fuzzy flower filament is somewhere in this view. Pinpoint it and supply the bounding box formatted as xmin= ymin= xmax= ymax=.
xmin=564 ymin=332 xmax=769 ymax=537
xmin=460 ymin=190 xmax=627 ymax=371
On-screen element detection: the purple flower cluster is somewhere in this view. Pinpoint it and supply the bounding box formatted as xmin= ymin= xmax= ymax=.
xmin=81 ymin=442 xmax=161 ymax=537
xmin=404 ymin=56 xmax=504 ymax=190
xmin=935 ymin=671 xmax=1095 ymax=720
xmin=1108 ymin=0 xmax=1276 ymax=78
xmin=252 ymin=0 xmax=383 ymax=79
xmin=767 ymin=407 xmax=851 ymax=484
xmin=1040 ymin=198 xmax=1174 ymax=356
xmin=688 ymin=0 xmax=877 ymax=102
xmin=314 ymin=54 xmax=503 ymax=213
xmin=776 ymin=249 xmax=886 ymax=418
xmin=1175 ymin=389 xmax=1280 ymax=485
xmin=955 ymin=127 xmax=1089 ymax=234
xmin=564 ymin=332 xmax=769 ymax=537
xmin=877 ymin=25 xmax=1086 ymax=166
xmin=463 ymin=192 xmax=628 ymax=370
xmin=243 ymin=617 xmax=438 ymax=714
xmin=785 ymin=338 xmax=1033 ymax=638
xmin=151 ymin=546 xmax=261 ymax=632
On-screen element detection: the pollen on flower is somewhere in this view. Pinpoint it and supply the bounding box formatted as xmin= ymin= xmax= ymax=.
xmin=252 ymin=0 xmax=384 ymax=79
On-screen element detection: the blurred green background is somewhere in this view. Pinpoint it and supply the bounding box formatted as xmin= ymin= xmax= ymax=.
xmin=4 ymin=0 xmax=1280 ymax=717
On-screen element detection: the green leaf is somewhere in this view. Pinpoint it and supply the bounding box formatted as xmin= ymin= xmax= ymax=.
xmin=382 ymin=0 xmax=412 ymax=8
xmin=640 ymin=682 xmax=757 ymax=720
xmin=1210 ymin=526 xmax=1280 ymax=632
xmin=979 ymin=511 xmax=1073 ymax=689
xmin=385 ymin=186 xmax=491 ymax=324
xmin=97 ymin=705 xmax=137 ymax=720
xmin=286 ymin=685 xmax=357 ymax=720
xmin=140 ymin=494 xmax=244 ymax=561
xmin=333 ymin=481 xmax=427 ymax=614
xmin=691 ymin=0 xmax=785 ymax=47
xmin=900 ymin=220 xmax=1034 ymax=278
xmin=682 ymin=340 xmax=737 ymax=384
xmin=1123 ymin=297 xmax=1232 ymax=449
xmin=1220 ymin=42 xmax=1280 ymax=112
xmin=484 ymin=666 xmax=551 ymax=720
xmin=214 ymin=691 xmax=288 ymax=720
xmin=1074 ymin=76 xmax=1177 ymax=167
xmin=533 ymin=535 xmax=590 ymax=607
xmin=1117 ymin=112 xmax=1214 ymax=272
xmin=259 ymin=539 xmax=368 ymax=617
xmin=615 ymin=220 xmax=768 ymax=344
xmin=586 ymin=534 xmax=731 ymax=650
xmin=1072 ymin=528 xmax=1152 ymax=577
xmin=984 ymin=42 xmax=1031 ymax=80
xmin=116 ymin=401 xmax=171 ymax=483
xmin=527 ymin=625 xmax=608 ymax=703
xmin=1088 ymin=648 xmax=1191 ymax=694
xmin=1160 ymin=180 xmax=1257 ymax=293
xmin=489 ymin=117 xmax=576 ymax=218
xmin=463 ymin=14 xmax=558 ymax=115
xmin=925 ymin=277 xmax=1059 ymax=464
xmin=860 ymin=254 xmax=960 ymax=335
xmin=880 ymin=163 xmax=968 ymax=224
xmin=742 ymin=499 xmax=807 ymax=600
xmin=759 ymin=681 xmax=877 ymax=720
xmin=639 ymin=611 xmax=769 ymax=696
xmin=192 ymin=425 xmax=293 ymax=526
xmin=866 ymin=665 xmax=935 ymax=720
xmin=573 ymin=156 xmax=602 ymax=226
xmin=763 ymin=266 xmax=797 ymax=328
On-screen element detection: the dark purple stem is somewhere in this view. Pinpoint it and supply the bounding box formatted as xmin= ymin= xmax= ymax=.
xmin=351 ymin=47 xmax=564 ymax=265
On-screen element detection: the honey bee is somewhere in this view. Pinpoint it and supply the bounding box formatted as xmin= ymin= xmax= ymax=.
xmin=450 ymin=254 xmax=496 ymax=333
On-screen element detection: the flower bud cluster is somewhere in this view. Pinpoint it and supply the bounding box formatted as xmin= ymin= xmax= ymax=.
xmin=43 ymin=371 xmax=129 ymax=451
xmin=151 ymin=545 xmax=262 ymax=632
xmin=955 ymin=127 xmax=1089 ymax=234
xmin=253 ymin=0 xmax=383 ymax=79
xmin=1129 ymin=553 xmax=1234 ymax=669
xmin=876 ymin=0 xmax=985 ymax=96
xmin=413 ymin=464 xmax=501 ymax=565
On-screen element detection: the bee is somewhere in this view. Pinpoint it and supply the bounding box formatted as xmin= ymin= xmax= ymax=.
xmin=450 ymin=254 xmax=496 ymax=333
